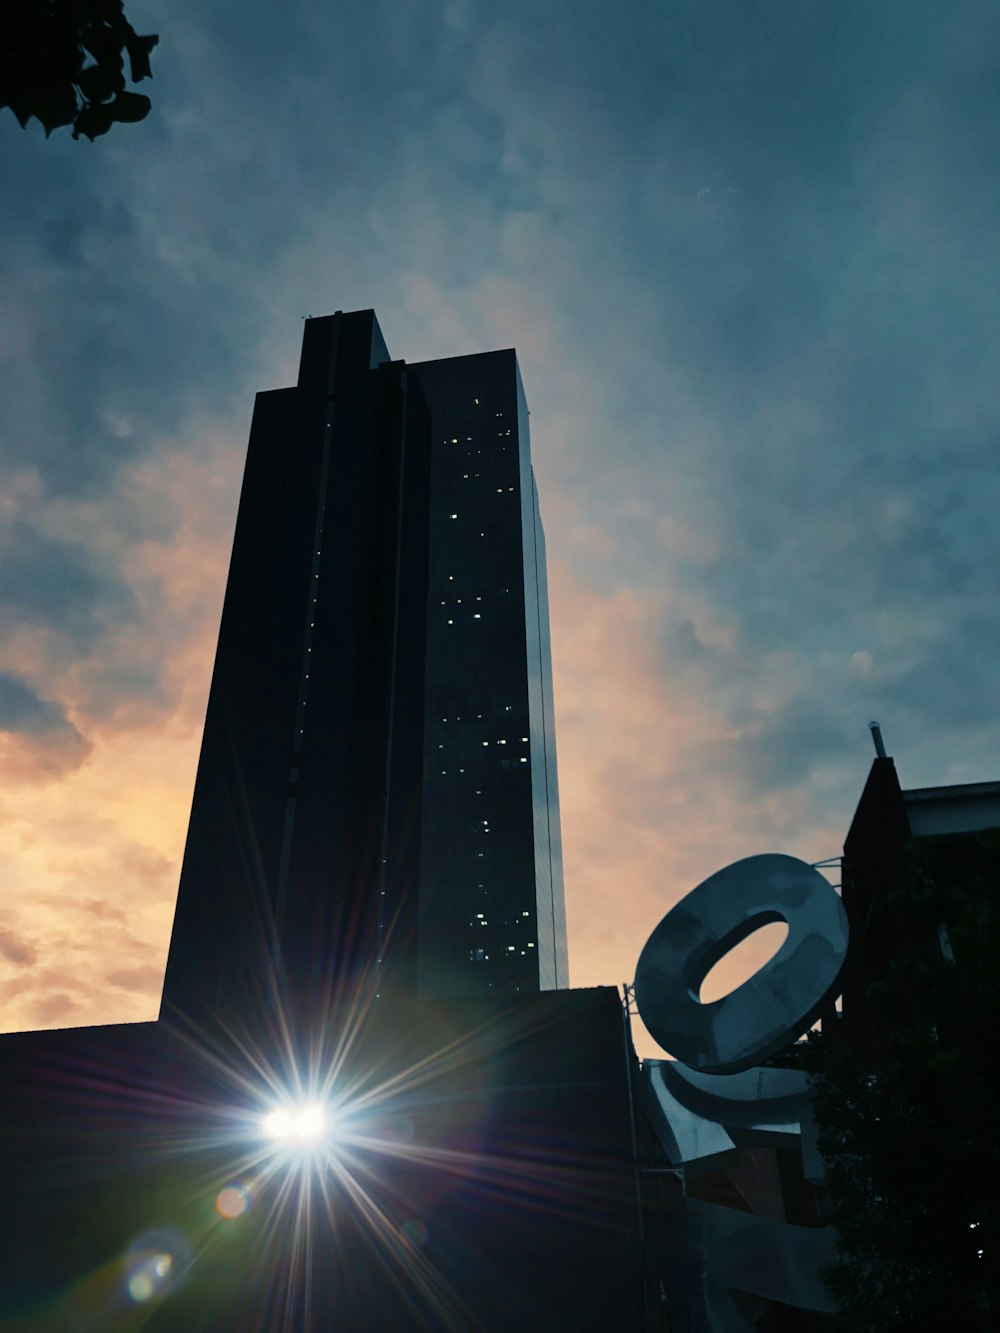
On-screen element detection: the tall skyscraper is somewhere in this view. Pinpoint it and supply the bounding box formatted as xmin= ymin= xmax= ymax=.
xmin=161 ymin=310 xmax=567 ymax=1030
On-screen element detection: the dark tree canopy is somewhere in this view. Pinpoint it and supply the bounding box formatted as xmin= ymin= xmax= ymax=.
xmin=805 ymin=835 xmax=1000 ymax=1330
xmin=0 ymin=0 xmax=158 ymax=141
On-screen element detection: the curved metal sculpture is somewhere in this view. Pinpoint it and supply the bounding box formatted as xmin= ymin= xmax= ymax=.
xmin=633 ymin=853 xmax=849 ymax=1073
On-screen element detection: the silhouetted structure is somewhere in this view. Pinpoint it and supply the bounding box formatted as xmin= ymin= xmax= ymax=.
xmin=161 ymin=310 xmax=567 ymax=1036
xmin=837 ymin=754 xmax=1000 ymax=1065
xmin=0 ymin=989 xmax=645 ymax=1331
xmin=807 ymin=739 xmax=1000 ymax=1327
xmin=0 ymin=313 xmax=640 ymax=1333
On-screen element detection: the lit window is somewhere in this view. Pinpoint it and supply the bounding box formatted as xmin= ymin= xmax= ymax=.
xmin=528 ymin=943 xmax=534 ymax=948
xmin=474 ymin=614 xmax=481 ymax=619
xmin=450 ymin=513 xmax=458 ymax=519
xmin=482 ymin=741 xmax=489 ymax=746
xmin=520 ymin=757 xmax=527 ymax=763
xmin=522 ymin=911 xmax=529 ymax=917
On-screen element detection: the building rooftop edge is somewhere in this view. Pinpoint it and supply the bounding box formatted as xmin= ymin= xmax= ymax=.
xmin=902 ymin=780 xmax=1000 ymax=802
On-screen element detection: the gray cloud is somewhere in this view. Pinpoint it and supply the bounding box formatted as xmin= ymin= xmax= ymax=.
xmin=79 ymin=898 xmax=128 ymax=922
xmin=868 ymin=640 xmax=1000 ymax=733
xmin=31 ymin=992 xmax=80 ymax=1024
xmin=0 ymin=672 xmax=72 ymax=737
xmin=0 ymin=927 xmax=37 ymax=968
xmin=723 ymin=697 xmax=860 ymax=792
xmin=0 ymin=525 xmax=135 ymax=643
xmin=0 ymin=672 xmax=91 ymax=779
xmin=105 ymin=964 xmax=165 ymax=994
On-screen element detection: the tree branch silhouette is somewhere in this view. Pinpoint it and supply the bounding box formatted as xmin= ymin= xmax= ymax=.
xmin=1 ymin=0 xmax=158 ymax=141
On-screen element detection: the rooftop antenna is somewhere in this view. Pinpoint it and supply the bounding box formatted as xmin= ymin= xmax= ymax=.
xmin=869 ymin=720 xmax=887 ymax=759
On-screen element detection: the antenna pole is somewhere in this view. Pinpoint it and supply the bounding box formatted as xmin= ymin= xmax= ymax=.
xmin=869 ymin=720 xmax=887 ymax=759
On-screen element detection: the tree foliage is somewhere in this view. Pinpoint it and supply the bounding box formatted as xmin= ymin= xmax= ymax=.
xmin=805 ymin=834 xmax=1000 ymax=1330
xmin=0 ymin=0 xmax=158 ymax=140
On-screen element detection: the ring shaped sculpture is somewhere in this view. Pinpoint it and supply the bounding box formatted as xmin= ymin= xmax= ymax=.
xmin=634 ymin=854 xmax=849 ymax=1074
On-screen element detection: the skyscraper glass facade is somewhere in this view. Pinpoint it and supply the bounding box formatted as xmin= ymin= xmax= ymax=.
xmin=411 ymin=351 xmax=568 ymax=997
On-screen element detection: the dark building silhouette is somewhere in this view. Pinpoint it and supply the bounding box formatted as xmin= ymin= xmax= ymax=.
xmin=0 ymin=313 xmax=638 ymax=1332
xmin=161 ymin=310 xmax=567 ymax=1034
xmin=0 ymin=989 xmax=645 ymax=1332
xmin=809 ymin=739 xmax=1000 ymax=1327
xmin=835 ymin=745 xmax=1000 ymax=1066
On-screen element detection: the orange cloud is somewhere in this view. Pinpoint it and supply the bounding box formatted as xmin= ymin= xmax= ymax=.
xmin=548 ymin=554 xmax=845 ymax=1057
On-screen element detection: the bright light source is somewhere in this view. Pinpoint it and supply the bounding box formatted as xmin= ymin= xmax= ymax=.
xmin=261 ymin=1102 xmax=327 ymax=1144
xmin=294 ymin=1105 xmax=324 ymax=1139
xmin=263 ymin=1109 xmax=293 ymax=1139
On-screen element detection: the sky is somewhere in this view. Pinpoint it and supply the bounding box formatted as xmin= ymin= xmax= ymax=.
xmin=1 ymin=0 xmax=998 ymax=1059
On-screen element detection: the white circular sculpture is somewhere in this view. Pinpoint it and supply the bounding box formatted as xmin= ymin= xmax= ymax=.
xmin=634 ymin=853 xmax=850 ymax=1073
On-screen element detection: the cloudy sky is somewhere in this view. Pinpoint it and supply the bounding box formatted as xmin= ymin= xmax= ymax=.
xmin=1 ymin=0 xmax=998 ymax=1057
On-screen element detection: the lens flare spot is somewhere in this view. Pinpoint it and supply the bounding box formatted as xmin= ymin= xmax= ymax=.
xmin=123 ymin=1229 xmax=188 ymax=1304
xmin=129 ymin=1272 xmax=154 ymax=1302
xmin=126 ymin=1252 xmax=173 ymax=1302
xmin=216 ymin=1185 xmax=250 ymax=1219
